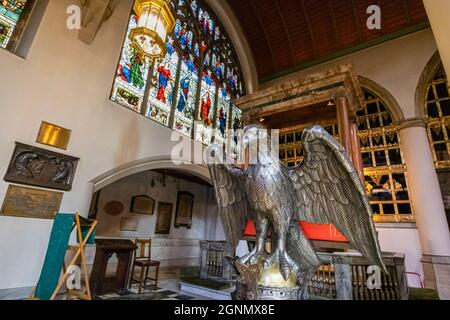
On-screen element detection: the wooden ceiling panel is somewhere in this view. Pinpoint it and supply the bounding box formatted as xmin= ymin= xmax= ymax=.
xmin=277 ymin=0 xmax=316 ymax=63
xmin=407 ymin=0 xmax=428 ymax=23
xmin=226 ymin=0 xmax=429 ymax=81
xmin=254 ymin=0 xmax=295 ymax=71
xmin=332 ymin=0 xmax=360 ymax=47
xmin=380 ymin=0 xmax=409 ymax=33
xmin=305 ymin=0 xmax=341 ymax=56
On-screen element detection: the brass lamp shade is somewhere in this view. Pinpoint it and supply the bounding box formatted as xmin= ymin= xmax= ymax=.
xmin=130 ymin=0 xmax=176 ymax=60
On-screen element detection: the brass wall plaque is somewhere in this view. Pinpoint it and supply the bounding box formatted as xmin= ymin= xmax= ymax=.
xmin=36 ymin=121 xmax=72 ymax=151
xmin=1 ymin=185 xmax=63 ymax=220
xmin=4 ymin=142 xmax=79 ymax=191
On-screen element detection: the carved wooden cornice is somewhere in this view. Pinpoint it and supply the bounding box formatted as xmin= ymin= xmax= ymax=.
xmin=78 ymin=0 xmax=120 ymax=45
xmin=236 ymin=64 xmax=365 ymax=125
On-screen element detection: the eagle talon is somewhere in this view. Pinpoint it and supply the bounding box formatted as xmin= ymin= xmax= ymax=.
xmin=263 ymin=249 xmax=296 ymax=281
xmin=240 ymin=249 xmax=266 ymax=266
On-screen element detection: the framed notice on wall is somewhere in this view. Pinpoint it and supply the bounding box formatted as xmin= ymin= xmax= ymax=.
xmin=130 ymin=195 xmax=155 ymax=215
xmin=120 ymin=217 xmax=140 ymax=232
xmin=174 ymin=191 xmax=194 ymax=229
xmin=155 ymin=202 xmax=173 ymax=235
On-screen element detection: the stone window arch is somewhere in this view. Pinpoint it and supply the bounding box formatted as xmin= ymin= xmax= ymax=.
xmin=419 ymin=53 xmax=450 ymax=168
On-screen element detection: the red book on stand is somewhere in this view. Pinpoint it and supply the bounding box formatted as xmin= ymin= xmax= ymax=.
xmin=243 ymin=220 xmax=349 ymax=243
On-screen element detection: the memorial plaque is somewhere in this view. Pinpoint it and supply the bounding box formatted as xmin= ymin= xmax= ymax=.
xmin=120 ymin=217 xmax=139 ymax=232
xmin=155 ymin=202 xmax=173 ymax=234
xmin=4 ymin=142 xmax=79 ymax=191
xmin=1 ymin=185 xmax=63 ymax=220
xmin=130 ymin=195 xmax=155 ymax=215
xmin=36 ymin=121 xmax=72 ymax=151
xmin=104 ymin=201 xmax=125 ymax=216
xmin=174 ymin=191 xmax=194 ymax=229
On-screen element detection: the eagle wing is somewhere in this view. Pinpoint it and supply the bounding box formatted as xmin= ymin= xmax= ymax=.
xmin=209 ymin=163 xmax=251 ymax=249
xmin=289 ymin=126 xmax=386 ymax=272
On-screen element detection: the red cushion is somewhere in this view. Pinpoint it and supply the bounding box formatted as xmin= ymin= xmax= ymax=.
xmin=242 ymin=220 xmax=349 ymax=243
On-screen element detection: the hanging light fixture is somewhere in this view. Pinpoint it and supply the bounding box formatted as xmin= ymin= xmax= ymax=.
xmin=129 ymin=0 xmax=176 ymax=61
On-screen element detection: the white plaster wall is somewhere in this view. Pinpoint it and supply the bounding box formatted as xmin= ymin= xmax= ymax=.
xmin=96 ymin=171 xmax=210 ymax=239
xmin=377 ymin=227 xmax=424 ymax=288
xmin=94 ymin=170 xmax=219 ymax=267
xmin=0 ymin=0 xmax=439 ymax=290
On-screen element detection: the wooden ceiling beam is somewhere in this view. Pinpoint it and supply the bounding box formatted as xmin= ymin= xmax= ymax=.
xmin=274 ymin=0 xmax=297 ymax=65
xmin=249 ymin=0 xmax=278 ymax=72
xmin=300 ymin=0 xmax=318 ymax=58
xmin=328 ymin=0 xmax=342 ymax=49
xmin=351 ymin=0 xmax=363 ymax=42
xmin=404 ymin=0 xmax=412 ymax=25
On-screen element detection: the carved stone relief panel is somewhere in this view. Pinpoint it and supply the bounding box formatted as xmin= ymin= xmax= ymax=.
xmin=4 ymin=143 xmax=79 ymax=191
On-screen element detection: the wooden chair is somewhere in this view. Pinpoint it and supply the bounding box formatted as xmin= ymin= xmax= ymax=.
xmin=129 ymin=239 xmax=161 ymax=294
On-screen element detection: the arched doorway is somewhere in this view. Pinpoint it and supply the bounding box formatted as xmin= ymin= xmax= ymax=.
xmin=86 ymin=160 xmax=230 ymax=299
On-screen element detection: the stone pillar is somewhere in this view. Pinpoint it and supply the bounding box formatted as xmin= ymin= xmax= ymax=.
xmin=423 ymin=0 xmax=450 ymax=78
xmin=398 ymin=119 xmax=450 ymax=299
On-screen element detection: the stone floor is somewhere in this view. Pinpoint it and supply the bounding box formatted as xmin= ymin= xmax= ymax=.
xmin=96 ymin=266 xmax=212 ymax=301
xmin=97 ymin=281 xmax=211 ymax=301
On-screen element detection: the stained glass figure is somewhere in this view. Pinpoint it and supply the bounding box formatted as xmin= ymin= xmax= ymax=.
xmin=229 ymin=104 xmax=243 ymax=156
xmin=196 ymin=71 xmax=216 ymax=144
xmin=112 ymin=13 xmax=150 ymax=113
xmin=174 ymin=55 xmax=198 ymax=135
xmin=198 ymin=7 xmax=214 ymax=35
xmin=146 ymin=43 xmax=179 ymax=126
xmin=214 ymin=83 xmax=230 ymax=145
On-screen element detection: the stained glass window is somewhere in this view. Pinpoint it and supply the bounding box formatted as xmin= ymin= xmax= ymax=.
xmin=0 ymin=0 xmax=30 ymax=49
xmin=111 ymin=0 xmax=245 ymax=144
xmin=425 ymin=65 xmax=450 ymax=169
xmin=278 ymin=91 xmax=414 ymax=223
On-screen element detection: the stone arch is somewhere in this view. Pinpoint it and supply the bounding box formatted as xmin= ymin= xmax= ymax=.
xmin=90 ymin=156 xmax=210 ymax=193
xmin=358 ymin=76 xmax=405 ymax=123
xmin=415 ymin=51 xmax=443 ymax=119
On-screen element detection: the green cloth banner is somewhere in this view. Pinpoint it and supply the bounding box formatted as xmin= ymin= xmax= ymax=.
xmin=34 ymin=214 xmax=75 ymax=300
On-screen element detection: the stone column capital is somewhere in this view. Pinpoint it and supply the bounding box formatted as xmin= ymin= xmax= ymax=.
xmin=396 ymin=117 xmax=426 ymax=131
